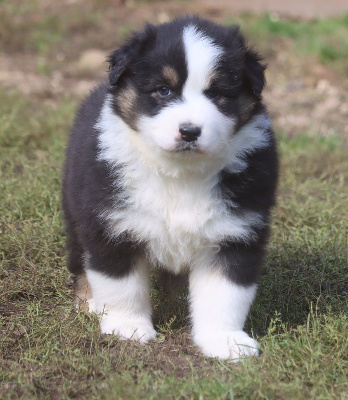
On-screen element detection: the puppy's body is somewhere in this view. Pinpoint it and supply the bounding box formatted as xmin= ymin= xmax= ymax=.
xmin=63 ymin=16 xmax=278 ymax=360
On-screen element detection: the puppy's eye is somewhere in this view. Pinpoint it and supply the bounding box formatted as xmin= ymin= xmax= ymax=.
xmin=157 ymin=86 xmax=171 ymax=97
xmin=205 ymin=88 xmax=221 ymax=100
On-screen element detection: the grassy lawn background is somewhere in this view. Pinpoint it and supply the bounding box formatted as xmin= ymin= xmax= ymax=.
xmin=0 ymin=1 xmax=347 ymax=398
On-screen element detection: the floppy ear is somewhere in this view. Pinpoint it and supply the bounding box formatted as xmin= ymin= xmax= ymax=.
xmin=108 ymin=24 xmax=155 ymax=86
xmin=245 ymin=49 xmax=266 ymax=97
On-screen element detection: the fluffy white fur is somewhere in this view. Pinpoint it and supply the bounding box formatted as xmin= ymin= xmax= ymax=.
xmin=183 ymin=25 xmax=222 ymax=93
xmin=96 ymin=97 xmax=269 ymax=274
xmin=86 ymin=260 xmax=156 ymax=343
xmin=189 ymin=264 xmax=258 ymax=360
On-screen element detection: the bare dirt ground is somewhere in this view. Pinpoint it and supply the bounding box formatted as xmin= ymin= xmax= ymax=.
xmin=198 ymin=0 xmax=348 ymax=19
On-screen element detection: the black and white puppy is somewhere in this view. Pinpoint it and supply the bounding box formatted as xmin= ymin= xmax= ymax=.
xmin=63 ymin=15 xmax=278 ymax=360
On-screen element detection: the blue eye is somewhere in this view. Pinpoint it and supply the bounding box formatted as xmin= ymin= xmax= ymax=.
xmin=157 ymin=86 xmax=171 ymax=97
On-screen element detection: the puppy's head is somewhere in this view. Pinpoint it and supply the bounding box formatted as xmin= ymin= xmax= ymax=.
xmin=108 ymin=16 xmax=265 ymax=158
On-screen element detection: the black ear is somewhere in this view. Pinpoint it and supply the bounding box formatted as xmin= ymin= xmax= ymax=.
xmin=108 ymin=24 xmax=155 ymax=86
xmin=245 ymin=49 xmax=266 ymax=97
xmin=108 ymin=43 xmax=137 ymax=86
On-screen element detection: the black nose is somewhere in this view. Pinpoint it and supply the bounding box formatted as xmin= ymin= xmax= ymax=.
xmin=179 ymin=124 xmax=201 ymax=142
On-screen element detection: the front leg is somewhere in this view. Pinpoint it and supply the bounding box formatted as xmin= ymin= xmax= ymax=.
xmin=85 ymin=257 xmax=156 ymax=343
xmin=190 ymin=245 xmax=262 ymax=360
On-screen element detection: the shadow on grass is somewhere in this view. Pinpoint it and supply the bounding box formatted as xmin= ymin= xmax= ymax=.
xmin=151 ymin=237 xmax=346 ymax=338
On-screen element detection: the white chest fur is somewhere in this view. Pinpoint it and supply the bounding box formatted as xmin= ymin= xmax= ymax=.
xmin=103 ymin=169 xmax=259 ymax=273
xmin=96 ymin=97 xmax=268 ymax=273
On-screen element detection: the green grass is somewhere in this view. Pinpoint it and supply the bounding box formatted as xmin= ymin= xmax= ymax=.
xmin=1 ymin=82 xmax=347 ymax=400
xmin=226 ymin=13 xmax=348 ymax=71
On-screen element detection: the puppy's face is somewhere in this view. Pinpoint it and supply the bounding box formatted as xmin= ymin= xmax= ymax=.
xmin=109 ymin=17 xmax=265 ymax=158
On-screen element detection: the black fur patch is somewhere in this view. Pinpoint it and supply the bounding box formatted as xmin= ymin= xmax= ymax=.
xmin=216 ymin=123 xmax=278 ymax=284
xmin=62 ymin=84 xmax=143 ymax=278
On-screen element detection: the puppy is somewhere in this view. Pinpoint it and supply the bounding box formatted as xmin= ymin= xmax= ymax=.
xmin=62 ymin=15 xmax=278 ymax=360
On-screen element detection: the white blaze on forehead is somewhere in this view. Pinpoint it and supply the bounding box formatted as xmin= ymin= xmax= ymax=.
xmin=182 ymin=25 xmax=222 ymax=92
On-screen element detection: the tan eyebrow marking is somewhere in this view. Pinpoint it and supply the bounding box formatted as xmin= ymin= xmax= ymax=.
xmin=162 ymin=65 xmax=179 ymax=86
xmin=206 ymin=69 xmax=217 ymax=88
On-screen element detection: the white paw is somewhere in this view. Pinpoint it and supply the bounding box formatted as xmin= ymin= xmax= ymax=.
xmin=194 ymin=330 xmax=259 ymax=361
xmin=100 ymin=313 xmax=157 ymax=343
